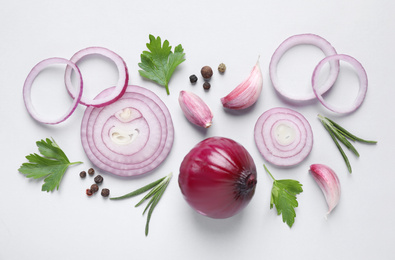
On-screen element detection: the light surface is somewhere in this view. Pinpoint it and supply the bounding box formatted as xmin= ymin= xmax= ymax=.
xmin=1 ymin=1 xmax=394 ymax=259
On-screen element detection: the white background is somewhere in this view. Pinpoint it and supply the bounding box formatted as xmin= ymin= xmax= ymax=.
xmin=1 ymin=0 xmax=394 ymax=259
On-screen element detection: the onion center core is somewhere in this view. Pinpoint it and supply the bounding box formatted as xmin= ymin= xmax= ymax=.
xmin=110 ymin=128 xmax=139 ymax=145
xmin=115 ymin=108 xmax=141 ymax=123
xmin=274 ymin=123 xmax=296 ymax=145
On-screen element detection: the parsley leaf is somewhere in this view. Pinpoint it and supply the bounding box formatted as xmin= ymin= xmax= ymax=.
xmin=138 ymin=34 xmax=186 ymax=95
xmin=18 ymin=138 xmax=82 ymax=192
xmin=264 ymin=164 xmax=303 ymax=228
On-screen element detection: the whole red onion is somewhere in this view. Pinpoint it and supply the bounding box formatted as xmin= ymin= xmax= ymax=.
xmin=178 ymin=137 xmax=257 ymax=219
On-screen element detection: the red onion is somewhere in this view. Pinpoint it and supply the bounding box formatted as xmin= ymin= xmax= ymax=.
xmin=178 ymin=137 xmax=257 ymax=219
xmin=64 ymin=47 xmax=129 ymax=107
xmin=254 ymin=107 xmax=313 ymax=167
xmin=269 ymin=34 xmax=340 ymax=102
xmin=81 ymin=85 xmax=174 ymax=177
xmin=23 ymin=57 xmax=83 ymax=125
xmin=312 ymin=54 xmax=368 ymax=114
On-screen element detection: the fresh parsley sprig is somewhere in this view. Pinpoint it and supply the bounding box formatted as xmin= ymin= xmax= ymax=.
xmin=264 ymin=164 xmax=303 ymax=228
xmin=18 ymin=138 xmax=82 ymax=192
xmin=138 ymin=34 xmax=186 ymax=95
xmin=110 ymin=172 xmax=172 ymax=236
xmin=318 ymin=114 xmax=377 ymax=173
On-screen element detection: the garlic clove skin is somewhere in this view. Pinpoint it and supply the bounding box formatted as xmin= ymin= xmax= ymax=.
xmin=310 ymin=164 xmax=341 ymax=216
xmin=220 ymin=59 xmax=263 ymax=110
xmin=179 ymin=90 xmax=213 ymax=128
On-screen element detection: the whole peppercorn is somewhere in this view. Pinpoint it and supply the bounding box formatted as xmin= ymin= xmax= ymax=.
xmin=203 ymin=82 xmax=211 ymax=90
xmin=101 ymin=188 xmax=110 ymax=197
xmin=94 ymin=175 xmax=103 ymax=184
xmin=90 ymin=184 xmax=99 ymax=193
xmin=218 ymin=63 xmax=226 ymax=73
xmin=189 ymin=74 xmax=198 ymax=84
xmin=86 ymin=189 xmax=93 ymax=196
xmin=201 ymin=66 xmax=213 ymax=80
xmin=88 ymin=168 xmax=95 ymax=176
xmin=79 ymin=171 xmax=86 ymax=178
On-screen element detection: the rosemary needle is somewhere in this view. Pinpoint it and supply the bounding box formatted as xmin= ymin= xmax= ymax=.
xmin=110 ymin=176 xmax=166 ymax=200
xmin=318 ymin=114 xmax=377 ymax=173
xmin=110 ymin=172 xmax=172 ymax=236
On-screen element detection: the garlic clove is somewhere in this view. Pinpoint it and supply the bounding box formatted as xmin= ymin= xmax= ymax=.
xmin=310 ymin=164 xmax=341 ymax=216
xmin=179 ymin=90 xmax=213 ymax=128
xmin=115 ymin=107 xmax=142 ymax=123
xmin=220 ymin=59 xmax=263 ymax=110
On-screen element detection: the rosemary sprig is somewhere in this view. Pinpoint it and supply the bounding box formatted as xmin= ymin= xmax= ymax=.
xmin=318 ymin=114 xmax=377 ymax=173
xmin=110 ymin=172 xmax=172 ymax=236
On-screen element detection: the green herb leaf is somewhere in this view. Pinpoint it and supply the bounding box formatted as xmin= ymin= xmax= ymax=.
xmin=318 ymin=114 xmax=377 ymax=173
xmin=138 ymin=35 xmax=186 ymax=95
xmin=110 ymin=172 xmax=172 ymax=236
xmin=109 ymin=176 xmax=166 ymax=200
xmin=325 ymin=116 xmax=377 ymax=144
xmin=264 ymin=165 xmax=303 ymax=228
xmin=18 ymin=138 xmax=82 ymax=192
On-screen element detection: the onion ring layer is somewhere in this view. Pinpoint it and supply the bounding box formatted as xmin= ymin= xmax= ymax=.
xmin=23 ymin=57 xmax=83 ymax=125
xmin=64 ymin=47 xmax=129 ymax=107
xmin=254 ymin=107 xmax=313 ymax=167
xmin=312 ymin=54 xmax=368 ymax=114
xmin=81 ymin=85 xmax=174 ymax=177
xmin=269 ymin=34 xmax=340 ymax=102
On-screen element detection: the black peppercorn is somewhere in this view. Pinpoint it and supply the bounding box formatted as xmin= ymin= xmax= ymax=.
xmin=201 ymin=66 xmax=213 ymax=79
xmin=203 ymin=82 xmax=211 ymax=90
xmin=94 ymin=175 xmax=103 ymax=184
xmin=189 ymin=74 xmax=198 ymax=84
xmin=86 ymin=189 xmax=93 ymax=196
xmin=101 ymin=188 xmax=110 ymax=197
xmin=91 ymin=184 xmax=99 ymax=193
xmin=79 ymin=171 xmax=86 ymax=178
xmin=88 ymin=168 xmax=95 ymax=176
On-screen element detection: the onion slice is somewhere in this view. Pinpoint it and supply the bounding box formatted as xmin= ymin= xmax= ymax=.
xmin=312 ymin=54 xmax=368 ymax=114
xmin=269 ymin=34 xmax=340 ymax=102
xmin=254 ymin=107 xmax=313 ymax=167
xmin=64 ymin=47 xmax=129 ymax=107
xmin=81 ymin=85 xmax=174 ymax=177
xmin=23 ymin=57 xmax=83 ymax=125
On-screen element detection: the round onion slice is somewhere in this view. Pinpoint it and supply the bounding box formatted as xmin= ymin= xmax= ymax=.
xmin=254 ymin=107 xmax=313 ymax=167
xmin=64 ymin=47 xmax=129 ymax=107
xmin=269 ymin=34 xmax=340 ymax=102
xmin=312 ymin=54 xmax=368 ymax=114
xmin=81 ymin=85 xmax=174 ymax=177
xmin=23 ymin=57 xmax=83 ymax=125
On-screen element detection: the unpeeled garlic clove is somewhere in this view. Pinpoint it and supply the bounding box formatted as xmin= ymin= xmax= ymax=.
xmin=179 ymin=90 xmax=213 ymax=128
xmin=310 ymin=164 xmax=341 ymax=216
xmin=220 ymin=59 xmax=263 ymax=110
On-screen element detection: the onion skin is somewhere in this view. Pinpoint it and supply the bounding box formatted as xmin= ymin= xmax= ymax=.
xmin=64 ymin=46 xmax=129 ymax=107
xmin=179 ymin=137 xmax=257 ymax=219
xmin=23 ymin=57 xmax=83 ymax=125
xmin=269 ymin=33 xmax=339 ymax=102
xmin=312 ymin=54 xmax=368 ymax=114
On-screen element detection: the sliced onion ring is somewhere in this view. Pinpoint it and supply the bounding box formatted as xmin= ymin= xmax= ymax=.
xmin=312 ymin=54 xmax=368 ymax=114
xmin=254 ymin=107 xmax=313 ymax=167
xmin=81 ymin=85 xmax=174 ymax=177
xmin=269 ymin=34 xmax=340 ymax=102
xmin=23 ymin=57 xmax=83 ymax=125
xmin=64 ymin=47 xmax=129 ymax=107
